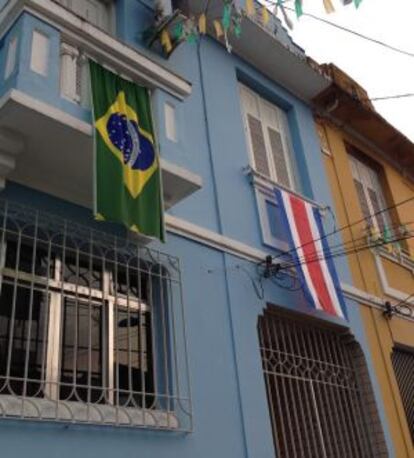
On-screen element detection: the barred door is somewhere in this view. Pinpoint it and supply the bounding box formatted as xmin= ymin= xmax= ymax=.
xmin=258 ymin=310 xmax=378 ymax=457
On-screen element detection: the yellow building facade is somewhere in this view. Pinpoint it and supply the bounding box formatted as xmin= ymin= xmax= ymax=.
xmin=314 ymin=65 xmax=414 ymax=458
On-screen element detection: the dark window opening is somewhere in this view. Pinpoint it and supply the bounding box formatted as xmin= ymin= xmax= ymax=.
xmin=59 ymin=299 xmax=104 ymax=403
xmin=114 ymin=306 xmax=154 ymax=408
xmin=0 ymin=284 xmax=48 ymax=397
xmin=392 ymin=347 xmax=414 ymax=442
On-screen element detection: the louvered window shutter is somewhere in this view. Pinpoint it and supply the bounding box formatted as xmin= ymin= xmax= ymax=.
xmin=261 ymin=100 xmax=294 ymax=189
xmin=367 ymin=188 xmax=386 ymax=232
xmin=240 ymin=86 xmax=271 ymax=177
xmin=267 ymin=127 xmax=290 ymax=187
xmin=353 ymin=179 xmax=372 ymax=225
xmin=247 ymin=115 xmax=270 ymax=177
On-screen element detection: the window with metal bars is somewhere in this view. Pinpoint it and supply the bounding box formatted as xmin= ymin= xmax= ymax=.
xmin=0 ymin=200 xmax=191 ymax=430
xmin=391 ymin=347 xmax=414 ymax=442
xmin=258 ymin=308 xmax=386 ymax=457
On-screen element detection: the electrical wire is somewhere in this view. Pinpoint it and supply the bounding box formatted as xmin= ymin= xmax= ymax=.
xmin=261 ymin=0 xmax=414 ymax=59
xmin=277 ymin=221 xmax=414 ymax=269
xmin=371 ymin=93 xmax=414 ymax=102
xmin=270 ymin=195 xmax=414 ymax=263
xmin=298 ymin=220 xmax=411 ymax=259
xmin=393 ymin=292 xmax=414 ymax=309
xmin=278 ymin=232 xmax=413 ymax=271
xmin=279 ymin=226 xmax=413 ymax=270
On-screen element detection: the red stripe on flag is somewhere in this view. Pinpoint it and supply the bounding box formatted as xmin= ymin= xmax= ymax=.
xmin=289 ymin=196 xmax=336 ymax=315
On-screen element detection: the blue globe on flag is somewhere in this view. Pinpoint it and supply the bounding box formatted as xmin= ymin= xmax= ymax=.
xmin=107 ymin=113 xmax=155 ymax=171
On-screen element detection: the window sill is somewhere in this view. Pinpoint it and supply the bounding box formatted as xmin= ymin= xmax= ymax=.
xmin=0 ymin=394 xmax=179 ymax=429
xmin=245 ymin=166 xmax=323 ymax=209
xmin=246 ymin=165 xmax=328 ymax=252
xmin=377 ymin=246 xmax=414 ymax=273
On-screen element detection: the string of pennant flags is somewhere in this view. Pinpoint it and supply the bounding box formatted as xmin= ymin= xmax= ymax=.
xmin=157 ymin=0 xmax=364 ymax=55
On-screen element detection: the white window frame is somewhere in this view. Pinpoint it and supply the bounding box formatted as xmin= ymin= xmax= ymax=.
xmin=239 ymin=83 xmax=297 ymax=190
xmin=255 ymin=187 xmax=289 ymax=251
xmin=4 ymin=36 xmax=18 ymax=81
xmin=164 ymin=102 xmax=178 ymax=142
xmin=349 ymin=154 xmax=392 ymax=233
xmin=0 ymin=242 xmax=149 ymax=406
xmin=30 ymin=30 xmax=50 ymax=77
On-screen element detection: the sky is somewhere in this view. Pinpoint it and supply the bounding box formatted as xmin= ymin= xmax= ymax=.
xmin=267 ymin=0 xmax=414 ymax=141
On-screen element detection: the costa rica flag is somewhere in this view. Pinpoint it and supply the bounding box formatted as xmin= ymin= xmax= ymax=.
xmin=276 ymin=188 xmax=347 ymax=319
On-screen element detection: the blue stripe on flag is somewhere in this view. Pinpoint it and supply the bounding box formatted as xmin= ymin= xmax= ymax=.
xmin=313 ymin=207 xmax=348 ymax=320
xmin=274 ymin=188 xmax=319 ymax=312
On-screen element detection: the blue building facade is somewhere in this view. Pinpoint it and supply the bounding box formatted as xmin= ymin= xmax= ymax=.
xmin=0 ymin=0 xmax=394 ymax=456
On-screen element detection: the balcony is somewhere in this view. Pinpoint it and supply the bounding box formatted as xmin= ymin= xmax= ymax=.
xmin=173 ymin=0 xmax=330 ymax=101
xmin=0 ymin=1 xmax=201 ymax=216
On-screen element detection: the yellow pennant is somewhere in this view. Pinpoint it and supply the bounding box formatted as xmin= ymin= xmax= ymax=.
xmin=262 ymin=6 xmax=270 ymax=24
xmin=246 ymin=0 xmax=255 ymax=16
xmin=198 ymin=13 xmax=207 ymax=34
xmin=369 ymin=226 xmax=381 ymax=243
xmin=160 ymin=29 xmax=172 ymax=53
xmin=213 ymin=19 xmax=223 ymax=38
xmin=323 ymin=0 xmax=335 ymax=13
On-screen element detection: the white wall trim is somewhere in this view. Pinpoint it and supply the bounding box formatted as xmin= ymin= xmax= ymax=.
xmin=3 ymin=89 xmax=93 ymax=135
xmin=341 ymin=282 xmax=414 ymax=323
xmin=0 ymin=0 xmax=192 ymax=100
xmin=160 ymin=158 xmax=203 ymax=189
xmin=374 ymin=254 xmax=414 ymax=305
xmin=166 ymin=215 xmax=414 ymax=322
xmin=0 ymin=126 xmax=24 ymax=190
xmin=165 ymin=214 xmax=268 ymax=262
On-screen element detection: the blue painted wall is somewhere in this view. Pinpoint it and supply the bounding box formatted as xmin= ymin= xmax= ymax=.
xmin=0 ymin=1 xmax=395 ymax=456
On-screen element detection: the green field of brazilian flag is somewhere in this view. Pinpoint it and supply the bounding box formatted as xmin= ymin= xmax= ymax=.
xmin=89 ymin=61 xmax=164 ymax=241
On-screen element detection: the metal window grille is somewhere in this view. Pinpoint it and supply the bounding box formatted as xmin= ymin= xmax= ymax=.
xmin=0 ymin=200 xmax=192 ymax=430
xmin=258 ymin=309 xmax=381 ymax=457
xmin=391 ymin=348 xmax=414 ymax=442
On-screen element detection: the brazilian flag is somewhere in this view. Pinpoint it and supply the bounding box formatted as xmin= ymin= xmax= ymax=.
xmin=89 ymin=61 xmax=164 ymax=241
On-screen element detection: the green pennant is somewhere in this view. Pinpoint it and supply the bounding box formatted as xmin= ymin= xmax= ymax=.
xmin=383 ymin=225 xmax=392 ymax=243
xmin=222 ymin=3 xmax=232 ymax=31
xmin=234 ymin=23 xmax=242 ymax=38
xmin=187 ymin=31 xmax=197 ymax=43
xmin=354 ymin=0 xmax=363 ymax=8
xmin=172 ymin=21 xmax=184 ymax=40
xmin=295 ymin=0 xmax=303 ymax=18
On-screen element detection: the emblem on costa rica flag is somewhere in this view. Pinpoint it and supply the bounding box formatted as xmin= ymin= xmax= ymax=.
xmin=276 ymin=188 xmax=347 ymax=319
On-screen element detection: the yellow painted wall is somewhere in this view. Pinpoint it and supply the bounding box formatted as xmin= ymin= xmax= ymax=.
xmin=319 ymin=120 xmax=414 ymax=458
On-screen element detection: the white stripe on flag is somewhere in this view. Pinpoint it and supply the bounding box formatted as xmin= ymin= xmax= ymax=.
xmin=305 ymin=203 xmax=344 ymax=318
xmin=281 ymin=191 xmax=323 ymax=311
